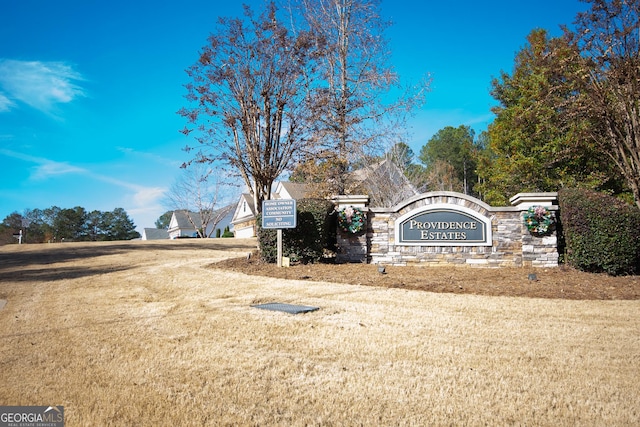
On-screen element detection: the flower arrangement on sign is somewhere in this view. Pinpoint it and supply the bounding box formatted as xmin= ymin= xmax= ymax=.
xmin=523 ymin=205 xmax=555 ymax=235
xmin=337 ymin=206 xmax=366 ymax=234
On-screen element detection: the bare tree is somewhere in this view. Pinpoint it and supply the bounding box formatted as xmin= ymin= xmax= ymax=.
xmin=290 ymin=140 xmax=424 ymax=206
xmin=164 ymin=164 xmax=235 ymax=238
xmin=348 ymin=157 xmax=419 ymax=207
xmin=567 ymin=0 xmax=640 ymax=207
xmin=425 ymin=160 xmax=463 ymax=192
xmin=292 ymin=0 xmax=429 ymax=196
xmin=179 ymin=2 xmax=318 ymax=213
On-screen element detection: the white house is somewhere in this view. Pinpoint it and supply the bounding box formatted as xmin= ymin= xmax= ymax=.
xmin=230 ymin=181 xmax=309 ymax=238
xmin=272 ymin=181 xmax=309 ymax=200
xmin=230 ymin=194 xmax=258 ymax=238
xmin=141 ymin=228 xmax=169 ymax=240
xmin=229 ymin=165 xmax=416 ymax=238
xmin=168 ymin=206 xmax=235 ymax=239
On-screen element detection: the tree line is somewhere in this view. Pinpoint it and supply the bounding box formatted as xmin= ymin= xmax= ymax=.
xmin=0 ymin=207 xmax=140 ymax=245
xmin=180 ymin=0 xmax=639 ymax=211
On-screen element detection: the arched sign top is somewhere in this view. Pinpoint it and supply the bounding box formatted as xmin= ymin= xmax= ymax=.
xmin=389 ymin=191 xmax=493 ymax=214
xmin=395 ymin=203 xmax=492 ymax=246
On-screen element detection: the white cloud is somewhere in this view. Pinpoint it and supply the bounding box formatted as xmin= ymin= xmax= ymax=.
xmin=125 ymin=187 xmax=168 ymax=229
xmin=1 ymin=147 xmax=164 ymax=194
xmin=116 ymin=146 xmax=183 ymax=168
xmin=67 ymin=172 xmax=167 ymax=229
xmin=31 ymin=161 xmax=87 ymax=180
xmin=0 ymin=148 xmax=87 ymax=179
xmin=0 ymin=59 xmax=86 ymax=114
xmin=132 ymin=187 xmax=166 ymax=207
xmin=0 ymin=92 xmax=14 ymax=112
xmin=0 ymin=147 xmax=169 ymax=229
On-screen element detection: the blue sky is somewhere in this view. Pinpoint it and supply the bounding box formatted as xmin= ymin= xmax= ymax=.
xmin=0 ymin=0 xmax=586 ymax=232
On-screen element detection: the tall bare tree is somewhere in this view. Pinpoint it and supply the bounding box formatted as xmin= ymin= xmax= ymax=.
xmin=349 ymin=157 xmax=419 ymax=207
xmin=567 ymin=0 xmax=640 ymax=207
xmin=179 ymin=2 xmax=318 ymax=213
xmin=164 ymin=163 xmax=234 ymax=238
xmin=292 ymin=0 xmax=428 ymax=196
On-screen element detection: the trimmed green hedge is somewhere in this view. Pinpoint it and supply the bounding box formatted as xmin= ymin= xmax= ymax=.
xmin=221 ymin=226 xmax=234 ymax=238
xmin=257 ymin=199 xmax=336 ymax=264
xmin=558 ymin=188 xmax=640 ymax=275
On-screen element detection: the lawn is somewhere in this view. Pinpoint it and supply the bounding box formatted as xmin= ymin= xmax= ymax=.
xmin=1 ymin=239 xmax=638 ymax=425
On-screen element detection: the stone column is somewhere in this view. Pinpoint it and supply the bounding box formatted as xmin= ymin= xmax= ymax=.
xmin=333 ymin=195 xmax=369 ymax=263
xmin=510 ymin=192 xmax=559 ymax=268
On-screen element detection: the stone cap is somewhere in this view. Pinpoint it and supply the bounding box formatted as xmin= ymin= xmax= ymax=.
xmin=332 ymin=195 xmax=369 ymax=208
xmin=509 ymin=192 xmax=558 ymax=210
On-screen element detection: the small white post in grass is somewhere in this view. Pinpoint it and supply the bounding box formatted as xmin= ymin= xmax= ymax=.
xmin=277 ymin=229 xmax=283 ymax=268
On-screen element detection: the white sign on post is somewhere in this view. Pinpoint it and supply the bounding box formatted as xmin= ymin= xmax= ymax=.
xmin=262 ymin=199 xmax=297 ymax=267
xmin=262 ymin=199 xmax=297 ymax=229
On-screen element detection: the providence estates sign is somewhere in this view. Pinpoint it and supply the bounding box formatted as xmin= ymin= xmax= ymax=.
xmin=337 ymin=192 xmax=558 ymax=266
xmin=396 ymin=204 xmax=492 ymax=246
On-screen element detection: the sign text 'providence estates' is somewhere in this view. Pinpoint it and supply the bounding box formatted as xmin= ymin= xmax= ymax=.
xmin=398 ymin=208 xmax=490 ymax=245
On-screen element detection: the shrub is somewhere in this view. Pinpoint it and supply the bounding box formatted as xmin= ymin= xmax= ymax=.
xmin=558 ymin=188 xmax=640 ymax=275
xmin=257 ymin=199 xmax=336 ymax=264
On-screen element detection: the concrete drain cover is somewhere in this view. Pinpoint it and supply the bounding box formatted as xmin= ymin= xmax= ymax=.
xmin=252 ymin=303 xmax=319 ymax=315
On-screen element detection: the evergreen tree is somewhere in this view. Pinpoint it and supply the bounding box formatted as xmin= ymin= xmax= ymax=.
xmin=477 ymin=29 xmax=621 ymax=205
xmin=155 ymin=211 xmax=173 ymax=230
xmin=419 ymin=125 xmax=479 ymax=195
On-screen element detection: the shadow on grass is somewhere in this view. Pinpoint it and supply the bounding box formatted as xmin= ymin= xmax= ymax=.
xmin=0 ymin=240 xmax=256 ymax=282
xmin=0 ymin=265 xmax=131 ymax=283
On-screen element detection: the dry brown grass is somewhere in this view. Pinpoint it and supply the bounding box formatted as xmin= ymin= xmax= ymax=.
xmin=1 ymin=239 xmax=639 ymax=426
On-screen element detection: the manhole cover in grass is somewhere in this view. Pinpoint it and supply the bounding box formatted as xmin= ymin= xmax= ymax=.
xmin=252 ymin=302 xmax=319 ymax=315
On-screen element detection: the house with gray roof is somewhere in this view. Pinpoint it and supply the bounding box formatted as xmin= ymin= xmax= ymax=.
xmin=168 ymin=205 xmax=235 ymax=239
xmin=230 ymin=194 xmax=257 ymax=238
xmin=141 ymin=228 xmax=170 ymax=240
xmin=230 ymin=181 xmax=309 ymax=238
xmin=347 ymin=159 xmax=419 ymax=207
xmin=229 ymin=162 xmax=417 ymax=238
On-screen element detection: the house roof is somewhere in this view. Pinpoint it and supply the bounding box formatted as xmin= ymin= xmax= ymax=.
xmin=170 ymin=210 xmax=202 ymax=231
xmin=231 ymin=194 xmax=257 ymax=225
xmin=170 ymin=206 xmax=236 ymax=231
xmin=275 ymin=181 xmax=308 ymax=199
xmin=142 ymin=228 xmax=169 ymax=240
xmin=347 ymin=159 xmax=419 ymax=207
